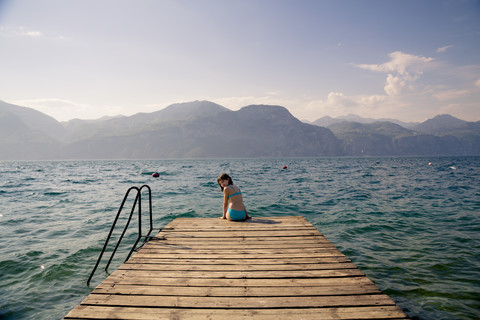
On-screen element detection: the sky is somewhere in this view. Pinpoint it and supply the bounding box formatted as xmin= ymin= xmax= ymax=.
xmin=0 ymin=0 xmax=479 ymax=123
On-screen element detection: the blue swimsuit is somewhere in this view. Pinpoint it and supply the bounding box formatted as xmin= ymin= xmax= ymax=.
xmin=227 ymin=186 xmax=246 ymax=220
xmin=228 ymin=185 xmax=242 ymax=199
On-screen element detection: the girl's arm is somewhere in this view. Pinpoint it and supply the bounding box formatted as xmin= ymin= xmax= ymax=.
xmin=221 ymin=189 xmax=229 ymax=219
xmin=244 ymin=205 xmax=251 ymax=219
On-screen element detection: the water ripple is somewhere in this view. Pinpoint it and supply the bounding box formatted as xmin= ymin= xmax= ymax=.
xmin=0 ymin=157 xmax=479 ymax=320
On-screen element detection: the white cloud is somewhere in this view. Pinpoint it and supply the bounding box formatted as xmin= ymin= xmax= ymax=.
xmin=384 ymin=74 xmax=406 ymax=96
xmin=298 ymin=51 xmax=480 ymax=122
xmin=437 ymin=45 xmax=453 ymax=53
xmin=324 ymin=92 xmax=358 ymax=109
xmin=356 ymin=51 xmax=433 ymax=78
xmin=432 ymin=89 xmax=469 ymax=101
xmin=302 ymin=92 xmax=377 ymax=120
xmin=0 ymin=25 xmax=43 ymax=38
xmin=356 ymin=51 xmax=434 ymax=96
xmin=358 ymin=94 xmax=386 ymax=106
xmin=23 ymin=31 xmax=42 ymax=37
xmin=0 ymin=25 xmax=73 ymax=42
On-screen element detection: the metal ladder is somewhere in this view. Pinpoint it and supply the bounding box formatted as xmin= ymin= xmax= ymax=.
xmin=87 ymin=185 xmax=161 ymax=286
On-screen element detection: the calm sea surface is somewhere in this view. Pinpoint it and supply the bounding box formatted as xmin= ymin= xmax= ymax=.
xmin=0 ymin=157 xmax=479 ymax=319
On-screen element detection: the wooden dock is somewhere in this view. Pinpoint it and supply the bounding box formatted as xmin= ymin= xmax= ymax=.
xmin=65 ymin=216 xmax=408 ymax=319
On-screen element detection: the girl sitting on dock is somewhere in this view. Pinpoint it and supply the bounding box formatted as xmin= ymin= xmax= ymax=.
xmin=217 ymin=173 xmax=251 ymax=221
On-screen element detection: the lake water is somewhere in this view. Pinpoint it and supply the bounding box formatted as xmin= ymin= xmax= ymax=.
xmin=0 ymin=157 xmax=479 ymax=319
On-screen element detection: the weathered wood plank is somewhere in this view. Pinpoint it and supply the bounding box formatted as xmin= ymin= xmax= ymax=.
xmin=142 ymin=246 xmax=338 ymax=254
xmin=150 ymin=235 xmax=329 ymax=242
xmin=81 ymin=294 xmax=396 ymax=308
xmin=131 ymin=252 xmax=346 ymax=259
xmin=101 ymin=276 xmax=376 ymax=287
xmin=66 ymin=305 xmax=407 ymax=320
xmin=164 ymin=216 xmax=309 ymax=227
xmin=157 ymin=230 xmax=324 ymax=237
xmin=65 ymin=305 xmax=407 ymax=320
xmin=108 ymin=268 xmax=365 ymax=279
xmin=143 ymin=241 xmax=337 ymax=249
xmin=65 ymin=217 xmax=408 ymax=319
xmin=118 ymin=262 xmax=357 ymax=271
xmin=126 ymin=256 xmax=352 ymax=265
xmin=93 ymin=283 xmax=382 ymax=296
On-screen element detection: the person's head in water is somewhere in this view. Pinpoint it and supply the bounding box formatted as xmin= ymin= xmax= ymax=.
xmin=217 ymin=173 xmax=233 ymax=191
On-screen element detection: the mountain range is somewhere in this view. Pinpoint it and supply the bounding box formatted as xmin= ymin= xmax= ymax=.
xmin=1 ymin=99 xmax=479 ymax=160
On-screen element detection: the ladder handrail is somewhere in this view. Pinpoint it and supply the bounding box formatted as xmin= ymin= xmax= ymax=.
xmin=87 ymin=184 xmax=155 ymax=286
xmin=122 ymin=184 xmax=154 ymax=263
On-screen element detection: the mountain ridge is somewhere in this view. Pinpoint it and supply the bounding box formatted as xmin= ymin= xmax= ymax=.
xmin=313 ymin=114 xmax=418 ymax=128
xmin=1 ymin=100 xmax=478 ymax=159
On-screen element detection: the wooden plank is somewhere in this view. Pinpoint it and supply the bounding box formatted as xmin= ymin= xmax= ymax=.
xmin=131 ymin=252 xmax=346 ymax=259
xmin=92 ymin=283 xmax=382 ymax=296
xmin=156 ymin=230 xmax=324 ymax=237
xmin=137 ymin=244 xmax=342 ymax=251
xmin=80 ymin=294 xmax=396 ymax=308
xmin=118 ymin=262 xmax=357 ymax=271
xmin=150 ymin=236 xmax=328 ymax=242
xmin=136 ymin=248 xmax=342 ymax=255
xmin=101 ymin=276 xmax=376 ymax=287
xmin=164 ymin=216 xmax=310 ymax=227
xmin=127 ymin=256 xmax=352 ymax=265
xmin=143 ymin=241 xmax=337 ymax=249
xmin=65 ymin=217 xmax=408 ymax=319
xmin=107 ymin=268 xmax=366 ymax=280
xmin=66 ymin=305 xmax=408 ymax=320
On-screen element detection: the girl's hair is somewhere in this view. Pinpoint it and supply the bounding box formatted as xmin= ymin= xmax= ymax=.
xmin=217 ymin=173 xmax=233 ymax=191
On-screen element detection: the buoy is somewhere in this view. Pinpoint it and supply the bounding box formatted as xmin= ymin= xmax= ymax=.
xmin=282 ymin=166 xmax=287 ymax=170
xmin=152 ymin=172 xmax=160 ymax=177
xmin=428 ymin=162 xmax=433 ymax=166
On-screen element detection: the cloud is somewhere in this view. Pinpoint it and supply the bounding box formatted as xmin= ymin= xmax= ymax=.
xmin=432 ymin=89 xmax=469 ymax=101
xmin=23 ymin=30 xmax=42 ymax=37
xmin=356 ymin=51 xmax=434 ymax=96
xmin=384 ymin=74 xmax=406 ymax=96
xmin=324 ymin=92 xmax=358 ymax=109
xmin=356 ymin=51 xmax=433 ymax=78
xmin=296 ymin=51 xmax=480 ymax=122
xmin=301 ymin=51 xmax=480 ymax=122
xmin=0 ymin=25 xmax=43 ymax=38
xmin=302 ymin=92 xmax=381 ymax=119
xmin=437 ymin=45 xmax=453 ymax=53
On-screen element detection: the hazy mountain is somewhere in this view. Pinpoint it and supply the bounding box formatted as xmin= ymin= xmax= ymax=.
xmin=328 ymin=121 xmax=470 ymax=156
xmin=412 ymin=114 xmax=468 ymax=135
xmin=1 ymin=100 xmax=479 ymax=159
xmin=0 ymin=100 xmax=66 ymax=140
xmin=0 ymin=104 xmax=60 ymax=160
xmin=312 ymin=116 xmax=345 ymax=127
xmin=63 ymin=115 xmax=125 ymax=127
xmin=61 ymin=100 xmax=228 ymax=143
xmin=313 ymin=114 xmax=417 ymax=128
xmin=411 ymin=114 xmax=480 ymax=155
xmin=61 ymin=104 xmax=343 ymax=159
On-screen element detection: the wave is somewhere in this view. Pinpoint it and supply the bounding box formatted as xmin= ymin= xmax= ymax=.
xmin=0 ymin=157 xmax=479 ymax=320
